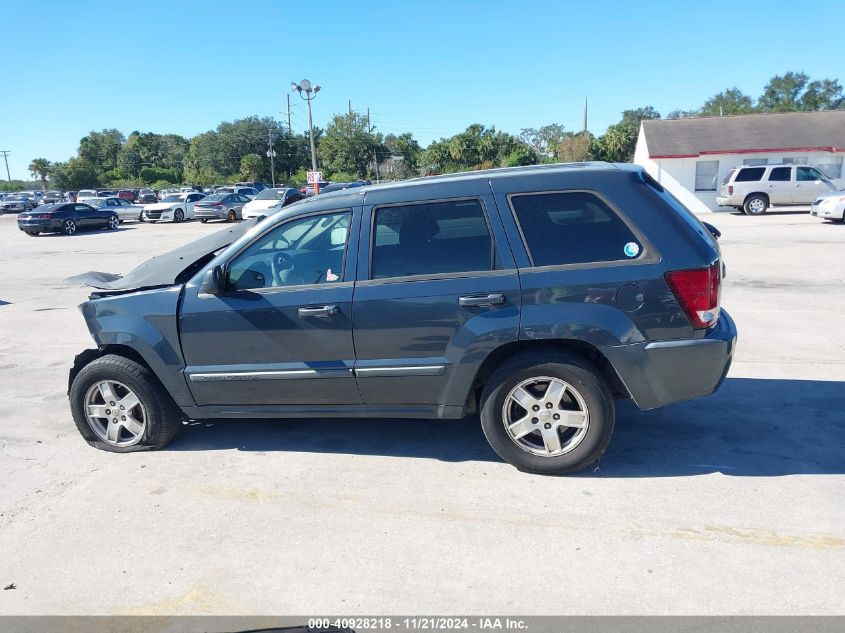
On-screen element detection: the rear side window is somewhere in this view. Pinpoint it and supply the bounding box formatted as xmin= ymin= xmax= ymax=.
xmin=768 ymin=167 xmax=791 ymax=182
xmin=510 ymin=191 xmax=640 ymax=267
xmin=371 ymin=199 xmax=493 ymax=279
xmin=734 ymin=167 xmax=765 ymax=182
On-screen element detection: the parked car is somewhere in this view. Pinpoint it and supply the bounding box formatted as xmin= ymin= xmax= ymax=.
xmin=236 ymin=181 xmax=269 ymax=192
xmin=67 ymin=190 xmax=78 ymax=203
xmin=76 ymin=189 xmax=100 ymax=202
xmin=717 ymin=164 xmax=837 ymax=215
xmin=66 ymin=163 xmax=736 ymax=474
xmin=143 ymin=192 xmax=206 ymax=223
xmin=1 ymin=193 xmax=38 ymax=213
xmin=810 ymin=191 xmax=845 ymax=223
xmin=192 ymin=193 xmax=249 ymax=222
xmin=17 ymin=202 xmax=119 ymax=236
xmin=138 ymin=188 xmax=158 ymax=204
xmin=216 ymin=185 xmax=258 ymax=199
xmin=117 ymin=189 xmax=138 ymax=203
xmin=85 ymin=196 xmax=145 ymax=222
xmin=318 ymin=181 xmax=369 ymax=194
xmin=241 ymin=187 xmax=305 ymax=219
xmin=301 ymin=181 xmax=330 ymax=196
xmin=42 ymin=191 xmax=64 ymax=204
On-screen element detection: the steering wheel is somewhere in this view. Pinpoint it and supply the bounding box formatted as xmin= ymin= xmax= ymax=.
xmin=271 ymin=251 xmax=297 ymax=286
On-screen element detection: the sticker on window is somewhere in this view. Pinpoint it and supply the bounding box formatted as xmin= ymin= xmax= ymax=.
xmin=623 ymin=242 xmax=640 ymax=258
xmin=326 ymin=268 xmax=339 ymax=282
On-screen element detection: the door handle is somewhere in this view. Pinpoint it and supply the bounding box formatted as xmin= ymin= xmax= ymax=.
xmin=297 ymin=304 xmax=340 ymax=318
xmin=458 ymin=293 xmax=506 ymax=307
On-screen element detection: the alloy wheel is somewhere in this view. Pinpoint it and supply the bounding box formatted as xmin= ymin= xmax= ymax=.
xmin=83 ymin=380 xmax=146 ymax=447
xmin=63 ymin=219 xmax=76 ymax=235
xmin=502 ymin=376 xmax=590 ymax=456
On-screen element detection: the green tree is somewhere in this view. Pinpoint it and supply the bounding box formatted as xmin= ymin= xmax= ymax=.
xmin=519 ymin=124 xmax=566 ymax=157
xmin=50 ymin=157 xmax=101 ymax=190
xmin=139 ymin=166 xmax=180 ymax=185
xmin=758 ymin=72 xmax=809 ymax=112
xmin=700 ymin=88 xmax=754 ymax=116
xmin=78 ymin=129 xmax=125 ymax=172
xmin=592 ymin=106 xmax=660 ymax=163
xmin=239 ymin=153 xmax=265 ymax=180
xmin=319 ymin=112 xmax=382 ymax=178
xmin=556 ymin=132 xmax=593 ymax=162
xmin=384 ymin=132 xmax=422 ymax=173
xmin=504 ymin=144 xmax=537 ymax=167
xmin=800 ymin=79 xmax=844 ymax=111
xmin=28 ymin=158 xmax=52 ymax=189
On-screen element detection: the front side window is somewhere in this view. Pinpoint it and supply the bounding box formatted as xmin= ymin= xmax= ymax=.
xmin=227 ymin=211 xmax=350 ymax=291
xmin=768 ymin=167 xmax=792 ymax=182
xmin=733 ymin=167 xmax=765 ymax=182
xmin=510 ymin=191 xmax=640 ymax=267
xmin=797 ymin=166 xmax=824 ymax=182
xmin=694 ymin=160 xmax=720 ymax=190
xmin=371 ymin=199 xmax=493 ymax=280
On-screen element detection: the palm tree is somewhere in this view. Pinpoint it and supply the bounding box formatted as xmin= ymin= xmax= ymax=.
xmin=28 ymin=158 xmax=52 ymax=190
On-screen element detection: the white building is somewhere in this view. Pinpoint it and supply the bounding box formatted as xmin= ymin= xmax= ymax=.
xmin=634 ymin=110 xmax=845 ymax=213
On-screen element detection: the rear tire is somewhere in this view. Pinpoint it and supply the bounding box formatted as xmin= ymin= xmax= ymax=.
xmin=479 ymin=351 xmax=615 ymax=475
xmin=227 ymin=209 xmax=236 ymax=222
xmin=69 ymin=354 xmax=180 ymax=453
xmin=744 ymin=194 xmax=768 ymax=215
xmin=63 ymin=218 xmax=77 ymax=235
xmin=200 ymin=218 xmax=208 ymax=223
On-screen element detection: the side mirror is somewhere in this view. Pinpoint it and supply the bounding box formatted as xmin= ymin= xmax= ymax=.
xmin=199 ymin=265 xmax=224 ymax=296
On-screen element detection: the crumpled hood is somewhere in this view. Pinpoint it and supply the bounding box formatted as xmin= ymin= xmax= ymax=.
xmin=67 ymin=219 xmax=259 ymax=291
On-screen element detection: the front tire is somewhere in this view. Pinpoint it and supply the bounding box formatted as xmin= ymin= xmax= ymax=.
xmin=479 ymin=351 xmax=615 ymax=475
xmin=174 ymin=208 xmax=184 ymax=223
xmin=69 ymin=354 xmax=180 ymax=453
xmin=25 ymin=230 xmax=40 ymax=236
xmin=744 ymin=194 xmax=768 ymax=215
xmin=200 ymin=218 xmax=208 ymax=223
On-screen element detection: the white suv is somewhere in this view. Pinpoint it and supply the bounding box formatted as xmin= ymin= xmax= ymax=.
xmin=717 ymin=164 xmax=836 ymax=215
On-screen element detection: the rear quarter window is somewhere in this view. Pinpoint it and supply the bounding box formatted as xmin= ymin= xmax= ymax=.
xmin=734 ymin=167 xmax=765 ymax=182
xmin=510 ymin=191 xmax=641 ymax=267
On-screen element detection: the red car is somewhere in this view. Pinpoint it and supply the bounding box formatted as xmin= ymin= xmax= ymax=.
xmin=117 ymin=190 xmax=138 ymax=203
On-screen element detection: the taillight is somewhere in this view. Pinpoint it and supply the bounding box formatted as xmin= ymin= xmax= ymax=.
xmin=34 ymin=213 xmax=51 ymax=219
xmin=728 ymin=185 xmax=733 ymax=195
xmin=664 ymin=262 xmax=721 ymax=329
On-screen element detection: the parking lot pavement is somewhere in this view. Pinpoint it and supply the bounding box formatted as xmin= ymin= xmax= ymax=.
xmin=0 ymin=211 xmax=842 ymax=615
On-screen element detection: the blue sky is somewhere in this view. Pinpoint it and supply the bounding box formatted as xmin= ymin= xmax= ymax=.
xmin=1 ymin=0 xmax=843 ymax=180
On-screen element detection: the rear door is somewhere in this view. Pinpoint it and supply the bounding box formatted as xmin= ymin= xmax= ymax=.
xmin=351 ymin=183 xmax=520 ymax=413
xmin=766 ymin=166 xmax=793 ymax=204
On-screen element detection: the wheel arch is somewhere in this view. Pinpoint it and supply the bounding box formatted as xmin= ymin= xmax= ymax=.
xmin=744 ymin=191 xmax=769 ymax=205
xmin=466 ymin=339 xmax=630 ymax=414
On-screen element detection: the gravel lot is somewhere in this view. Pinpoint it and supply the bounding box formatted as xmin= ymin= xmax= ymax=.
xmin=0 ymin=210 xmax=842 ymax=615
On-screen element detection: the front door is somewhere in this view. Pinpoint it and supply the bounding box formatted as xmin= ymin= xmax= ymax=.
xmin=179 ymin=208 xmax=362 ymax=406
xmin=352 ymin=190 xmax=520 ymax=411
xmin=794 ymin=166 xmax=834 ymax=204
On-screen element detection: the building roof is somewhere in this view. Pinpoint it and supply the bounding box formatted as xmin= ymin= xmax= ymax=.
xmin=641 ymin=110 xmax=845 ymax=158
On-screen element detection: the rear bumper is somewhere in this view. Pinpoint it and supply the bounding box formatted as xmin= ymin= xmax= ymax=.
xmin=601 ymin=309 xmax=737 ymax=410
xmin=716 ymin=196 xmax=736 ymax=207
xmin=194 ymin=209 xmax=227 ymax=220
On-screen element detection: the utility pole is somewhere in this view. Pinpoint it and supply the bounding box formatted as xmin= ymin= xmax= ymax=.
xmin=367 ymin=108 xmax=379 ymax=182
xmin=0 ymin=151 xmax=10 ymax=183
xmin=286 ymin=93 xmax=292 ymax=135
xmin=267 ymin=128 xmax=276 ymax=187
xmin=348 ymin=100 xmax=352 ymax=116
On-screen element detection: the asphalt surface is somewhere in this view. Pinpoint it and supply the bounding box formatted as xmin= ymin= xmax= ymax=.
xmin=0 ymin=210 xmax=842 ymax=615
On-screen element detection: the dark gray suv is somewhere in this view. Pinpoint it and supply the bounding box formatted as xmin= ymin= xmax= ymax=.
xmin=68 ymin=163 xmax=737 ymax=474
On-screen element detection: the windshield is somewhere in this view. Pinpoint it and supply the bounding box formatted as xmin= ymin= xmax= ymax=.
xmin=161 ymin=195 xmax=184 ymax=202
xmin=201 ymin=194 xmax=226 ymax=202
xmin=78 ymin=190 xmax=97 ymax=197
xmin=6 ymin=195 xmax=24 ymax=201
xmin=255 ymin=188 xmax=288 ymax=200
xmin=217 ymin=187 xmax=234 ymax=194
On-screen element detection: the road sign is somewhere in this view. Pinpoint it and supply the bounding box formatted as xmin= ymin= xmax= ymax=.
xmin=306 ymin=171 xmax=323 ymax=184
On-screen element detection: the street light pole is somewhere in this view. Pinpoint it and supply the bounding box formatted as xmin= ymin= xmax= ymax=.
xmin=267 ymin=128 xmax=276 ymax=187
xmin=291 ymin=79 xmax=321 ymax=173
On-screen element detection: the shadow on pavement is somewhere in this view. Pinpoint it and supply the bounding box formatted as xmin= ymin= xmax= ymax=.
xmin=173 ymin=377 xmax=845 ymax=477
